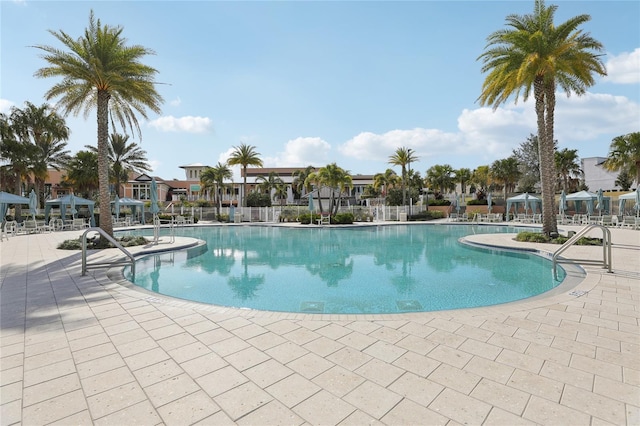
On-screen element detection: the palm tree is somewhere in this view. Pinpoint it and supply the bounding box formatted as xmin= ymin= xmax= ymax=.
xmin=227 ymin=143 xmax=263 ymax=207
xmin=317 ymin=163 xmax=352 ymax=215
xmin=456 ymin=168 xmax=472 ymax=195
xmin=471 ymin=166 xmax=490 ymax=199
xmin=200 ymin=162 xmax=233 ymax=219
xmin=64 ymin=150 xmax=99 ymax=198
xmin=7 ymin=102 xmax=71 ymax=206
xmin=34 ymin=10 xmax=163 ymax=237
xmin=292 ymin=165 xmax=315 ymax=202
xmin=425 ymin=164 xmax=456 ymax=196
xmin=373 ymin=169 xmax=400 ymax=197
xmin=388 ymin=147 xmax=418 ymax=206
xmin=490 ymin=157 xmax=521 ymax=201
xmin=555 ymin=148 xmax=582 ymax=192
xmin=604 ymin=132 xmax=640 ymax=186
xmin=478 ymin=0 xmax=606 ymax=235
xmin=256 ymin=171 xmax=285 ymax=201
xmin=88 ymin=133 xmax=151 ymax=197
xmin=304 ymin=171 xmax=324 ymax=213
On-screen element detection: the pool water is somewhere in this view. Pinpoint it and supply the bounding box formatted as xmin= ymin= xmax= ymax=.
xmin=124 ymin=225 xmax=565 ymax=314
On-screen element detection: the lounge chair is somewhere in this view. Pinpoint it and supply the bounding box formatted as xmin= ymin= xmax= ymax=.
xmin=317 ymin=213 xmax=330 ymax=225
xmin=599 ymin=215 xmax=614 ymax=227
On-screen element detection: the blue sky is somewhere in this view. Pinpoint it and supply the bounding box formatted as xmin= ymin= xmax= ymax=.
xmin=2 ymin=0 xmax=639 ymax=182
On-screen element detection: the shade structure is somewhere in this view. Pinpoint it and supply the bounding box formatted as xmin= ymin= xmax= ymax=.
xmin=28 ymin=189 xmax=38 ymax=220
xmin=619 ymin=190 xmax=638 ymax=216
xmin=44 ymin=194 xmax=95 ymax=226
xmin=559 ymin=190 xmax=567 ymax=215
xmin=110 ymin=197 xmax=145 ymax=221
xmin=506 ymin=193 xmax=541 ymax=218
xmin=487 ymin=193 xmax=492 ymax=213
xmin=566 ymin=190 xmax=597 ymax=215
xmin=0 ymin=191 xmax=30 ymax=222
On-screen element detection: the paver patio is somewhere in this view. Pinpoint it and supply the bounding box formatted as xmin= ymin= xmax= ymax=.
xmin=1 ymin=223 xmax=638 ymax=425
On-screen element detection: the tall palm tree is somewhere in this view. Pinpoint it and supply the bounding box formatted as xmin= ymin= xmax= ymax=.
xmin=388 ymin=147 xmax=419 ymax=206
xmin=88 ymin=133 xmax=151 ymax=197
xmin=200 ymin=162 xmax=233 ymax=219
xmin=604 ymin=132 xmax=640 ymax=186
xmin=34 ymin=10 xmax=163 ymax=236
xmin=471 ymin=166 xmax=490 ymax=199
xmin=8 ymin=102 xmax=70 ymax=206
xmin=227 ymin=143 xmax=263 ymax=207
xmin=478 ymin=0 xmax=606 ymax=235
xmin=555 ymin=148 xmax=582 ymax=192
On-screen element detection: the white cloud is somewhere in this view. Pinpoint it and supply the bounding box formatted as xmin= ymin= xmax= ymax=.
xmin=147 ymin=159 xmax=162 ymax=173
xmin=604 ymin=48 xmax=640 ymax=84
xmin=148 ymin=115 xmax=212 ymax=133
xmin=265 ymin=137 xmax=331 ymax=167
xmin=0 ymin=99 xmax=14 ymax=114
xmin=169 ymin=97 xmax=182 ymax=107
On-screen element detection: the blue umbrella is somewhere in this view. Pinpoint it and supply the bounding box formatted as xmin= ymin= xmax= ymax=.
xmin=586 ymin=198 xmax=594 ymax=216
xmin=70 ymin=193 xmax=77 ymax=219
xmin=618 ymin=198 xmax=626 ymax=216
xmin=635 ymin=189 xmax=640 ymax=217
xmin=524 ymin=193 xmax=530 ymax=215
xmin=596 ymin=189 xmax=604 ymax=215
xmin=114 ymin=195 xmax=121 ymax=219
xmin=487 ymin=192 xmax=492 ymax=214
xmin=455 ymin=193 xmax=461 ymax=213
xmin=28 ymin=189 xmax=38 ymax=220
xmin=559 ymin=190 xmax=567 ymax=215
xmin=150 ymin=178 xmax=160 ymax=215
xmin=308 ymin=192 xmax=314 ymax=212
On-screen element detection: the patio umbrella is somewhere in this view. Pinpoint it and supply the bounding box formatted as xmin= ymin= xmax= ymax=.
xmin=150 ymin=178 xmax=160 ymax=242
xmin=28 ymin=189 xmax=38 ymax=220
xmin=586 ymin=198 xmax=594 ymax=216
xmin=70 ymin=193 xmax=77 ymax=219
xmin=635 ymin=189 xmax=640 ymax=217
xmin=487 ymin=193 xmax=492 ymax=214
xmin=619 ymin=197 xmax=626 ymax=216
xmin=559 ymin=190 xmax=567 ymax=215
xmin=114 ymin=195 xmax=121 ymax=219
xmin=524 ymin=193 xmax=530 ymax=215
xmin=455 ymin=193 xmax=461 ymax=213
xmin=308 ymin=192 xmax=314 ymax=212
xmin=596 ymin=188 xmax=604 ymax=215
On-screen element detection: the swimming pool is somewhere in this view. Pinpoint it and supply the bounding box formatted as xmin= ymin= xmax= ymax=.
xmin=124 ymin=224 xmax=565 ymax=314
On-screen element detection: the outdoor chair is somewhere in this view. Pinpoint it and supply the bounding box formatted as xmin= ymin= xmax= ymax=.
xmin=71 ymin=218 xmax=89 ymax=230
xmin=4 ymin=221 xmax=18 ymax=237
xmin=317 ymin=213 xmax=330 ymax=225
xmin=599 ymin=215 xmax=614 ymax=227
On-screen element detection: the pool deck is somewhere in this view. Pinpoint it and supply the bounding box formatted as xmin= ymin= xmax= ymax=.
xmin=1 ymin=222 xmax=639 ymax=425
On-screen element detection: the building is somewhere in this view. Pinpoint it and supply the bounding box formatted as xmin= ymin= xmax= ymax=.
xmin=582 ymin=157 xmax=636 ymax=192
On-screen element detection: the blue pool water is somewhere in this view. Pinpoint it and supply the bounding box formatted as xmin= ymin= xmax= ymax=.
xmin=123 ymin=225 xmax=565 ymax=314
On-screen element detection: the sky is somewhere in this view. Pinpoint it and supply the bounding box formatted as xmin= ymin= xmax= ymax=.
xmin=1 ymin=0 xmax=639 ymax=182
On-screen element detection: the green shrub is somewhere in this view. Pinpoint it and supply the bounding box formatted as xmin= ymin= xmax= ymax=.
xmin=217 ymin=214 xmax=229 ymax=222
xmin=246 ymin=192 xmax=272 ymax=207
xmin=515 ymin=231 xmax=602 ymax=245
xmin=298 ymin=213 xmax=319 ymax=224
xmin=409 ymin=210 xmax=445 ymax=221
xmin=427 ymin=199 xmax=451 ymax=206
xmin=332 ymin=212 xmax=354 ymax=224
xmin=57 ymin=235 xmax=149 ymax=250
xmin=467 ymin=199 xmax=487 ymax=205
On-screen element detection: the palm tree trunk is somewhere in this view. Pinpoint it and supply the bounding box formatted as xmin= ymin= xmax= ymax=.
xmin=541 ymin=83 xmax=558 ymax=235
xmin=401 ymin=166 xmax=406 ymax=206
xmin=242 ymin=167 xmax=247 ymax=208
xmin=97 ymin=90 xmax=114 ymax=237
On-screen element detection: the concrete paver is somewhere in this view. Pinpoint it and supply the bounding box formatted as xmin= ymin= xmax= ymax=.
xmin=1 ymin=223 xmax=639 ymax=425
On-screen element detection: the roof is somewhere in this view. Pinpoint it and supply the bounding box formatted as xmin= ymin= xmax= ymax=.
xmin=179 ymin=163 xmax=208 ymax=169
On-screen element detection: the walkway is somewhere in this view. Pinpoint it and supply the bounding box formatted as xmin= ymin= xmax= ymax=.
xmin=1 ymin=224 xmax=638 ymax=425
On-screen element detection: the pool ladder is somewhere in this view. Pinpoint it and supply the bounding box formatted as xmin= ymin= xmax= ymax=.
xmin=81 ymin=227 xmax=136 ymax=278
xmin=552 ymin=224 xmax=612 ymax=280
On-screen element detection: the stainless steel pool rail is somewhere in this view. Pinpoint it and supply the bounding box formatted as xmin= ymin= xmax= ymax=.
xmin=552 ymin=224 xmax=612 ymax=279
xmin=81 ymin=227 xmax=135 ymax=278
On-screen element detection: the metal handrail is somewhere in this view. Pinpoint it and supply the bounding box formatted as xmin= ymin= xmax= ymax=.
xmin=82 ymin=227 xmax=135 ymax=278
xmin=552 ymin=224 xmax=612 ymax=279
